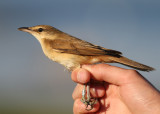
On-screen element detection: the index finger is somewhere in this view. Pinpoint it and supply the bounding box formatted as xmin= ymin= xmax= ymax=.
xmin=82 ymin=64 xmax=139 ymax=85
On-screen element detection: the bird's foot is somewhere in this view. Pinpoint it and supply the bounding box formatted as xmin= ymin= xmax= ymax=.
xmin=81 ymin=83 xmax=97 ymax=111
xmin=81 ymin=97 xmax=97 ymax=111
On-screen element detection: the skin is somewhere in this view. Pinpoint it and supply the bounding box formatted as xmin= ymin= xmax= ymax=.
xmin=71 ymin=64 xmax=160 ymax=114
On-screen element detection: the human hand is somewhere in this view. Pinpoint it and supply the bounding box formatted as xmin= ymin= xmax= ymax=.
xmin=71 ymin=64 xmax=160 ymax=114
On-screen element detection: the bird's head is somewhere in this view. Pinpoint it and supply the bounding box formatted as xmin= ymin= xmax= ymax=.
xmin=18 ymin=25 xmax=62 ymax=42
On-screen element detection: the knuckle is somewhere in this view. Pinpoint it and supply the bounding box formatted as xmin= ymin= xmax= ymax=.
xmin=72 ymin=85 xmax=78 ymax=100
xmin=119 ymin=69 xmax=139 ymax=85
xmin=124 ymin=69 xmax=139 ymax=81
xmin=72 ymin=92 xmax=75 ymax=100
xmin=126 ymin=69 xmax=138 ymax=76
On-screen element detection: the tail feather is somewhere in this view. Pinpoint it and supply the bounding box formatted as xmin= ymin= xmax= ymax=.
xmin=108 ymin=56 xmax=155 ymax=72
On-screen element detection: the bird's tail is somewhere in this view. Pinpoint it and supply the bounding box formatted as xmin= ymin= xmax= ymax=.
xmin=105 ymin=56 xmax=155 ymax=71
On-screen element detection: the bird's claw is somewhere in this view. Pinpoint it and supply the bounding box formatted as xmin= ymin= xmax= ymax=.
xmin=81 ymin=97 xmax=97 ymax=111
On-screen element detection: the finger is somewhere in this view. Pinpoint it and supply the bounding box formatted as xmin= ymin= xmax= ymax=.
xmin=73 ymin=99 xmax=100 ymax=114
xmin=82 ymin=64 xmax=139 ymax=85
xmin=72 ymin=83 xmax=105 ymax=100
xmin=71 ymin=68 xmax=91 ymax=84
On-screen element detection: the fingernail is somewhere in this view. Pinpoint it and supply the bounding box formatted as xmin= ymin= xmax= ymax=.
xmin=77 ymin=69 xmax=89 ymax=83
xmin=77 ymin=69 xmax=85 ymax=83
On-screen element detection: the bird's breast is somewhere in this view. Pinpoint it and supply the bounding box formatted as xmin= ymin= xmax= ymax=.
xmin=40 ymin=40 xmax=107 ymax=71
xmin=40 ymin=41 xmax=87 ymax=70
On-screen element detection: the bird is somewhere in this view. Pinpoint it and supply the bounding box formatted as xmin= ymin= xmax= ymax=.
xmin=18 ymin=25 xmax=154 ymax=110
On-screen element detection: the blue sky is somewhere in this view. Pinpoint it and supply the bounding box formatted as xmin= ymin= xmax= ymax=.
xmin=0 ymin=0 xmax=160 ymax=113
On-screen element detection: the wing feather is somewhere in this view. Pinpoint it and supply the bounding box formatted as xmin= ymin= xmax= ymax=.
xmin=43 ymin=38 xmax=122 ymax=57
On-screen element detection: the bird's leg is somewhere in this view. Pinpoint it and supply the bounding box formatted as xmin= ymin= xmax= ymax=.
xmin=81 ymin=84 xmax=86 ymax=103
xmin=81 ymin=82 xmax=97 ymax=111
xmin=86 ymin=82 xmax=91 ymax=101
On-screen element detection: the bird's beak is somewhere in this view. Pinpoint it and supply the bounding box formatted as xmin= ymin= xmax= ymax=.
xmin=18 ymin=27 xmax=32 ymax=33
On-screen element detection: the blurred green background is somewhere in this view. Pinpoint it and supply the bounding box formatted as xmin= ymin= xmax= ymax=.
xmin=0 ymin=0 xmax=160 ymax=114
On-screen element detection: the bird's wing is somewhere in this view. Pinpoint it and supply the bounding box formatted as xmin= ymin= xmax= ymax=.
xmin=44 ymin=38 xmax=122 ymax=56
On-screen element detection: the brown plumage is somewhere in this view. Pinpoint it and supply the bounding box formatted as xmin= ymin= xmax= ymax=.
xmin=18 ymin=25 xmax=154 ymax=71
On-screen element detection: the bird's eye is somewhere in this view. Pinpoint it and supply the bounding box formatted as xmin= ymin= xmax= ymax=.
xmin=38 ymin=28 xmax=43 ymax=32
